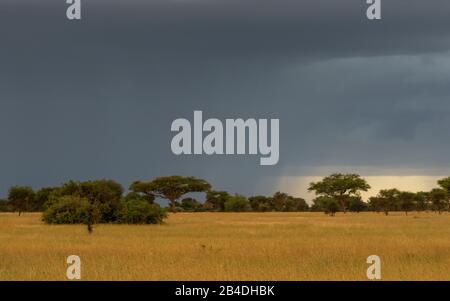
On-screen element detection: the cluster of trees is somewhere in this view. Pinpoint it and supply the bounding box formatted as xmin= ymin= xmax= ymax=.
xmin=183 ymin=191 xmax=309 ymax=213
xmin=368 ymin=186 xmax=450 ymax=215
xmin=0 ymin=176 xmax=309 ymax=218
xmin=0 ymin=179 xmax=168 ymax=232
xmin=1 ymin=174 xmax=450 ymax=230
xmin=308 ymin=174 xmax=450 ymax=216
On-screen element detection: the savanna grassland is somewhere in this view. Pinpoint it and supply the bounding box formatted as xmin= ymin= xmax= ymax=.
xmin=1 ymin=212 xmax=450 ymax=280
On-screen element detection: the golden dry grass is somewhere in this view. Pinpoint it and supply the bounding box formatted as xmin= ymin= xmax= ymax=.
xmin=1 ymin=212 xmax=450 ymax=280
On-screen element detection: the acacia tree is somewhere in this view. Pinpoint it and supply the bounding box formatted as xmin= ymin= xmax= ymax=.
xmin=130 ymin=176 xmax=211 ymax=212
xmin=371 ymin=189 xmax=400 ymax=215
xmin=429 ymin=188 xmax=448 ymax=214
xmin=248 ymin=195 xmax=272 ymax=212
xmin=398 ymin=191 xmax=416 ymax=215
xmin=368 ymin=196 xmax=382 ymax=213
xmin=308 ymin=173 xmax=370 ymax=213
xmin=438 ymin=177 xmax=450 ymax=212
xmin=272 ymin=192 xmax=289 ymax=211
xmin=204 ymin=191 xmax=230 ymax=212
xmin=270 ymin=192 xmax=308 ymax=212
xmin=414 ymin=191 xmax=430 ymax=211
xmin=284 ymin=196 xmax=309 ymax=212
xmin=47 ymin=179 xmax=124 ymax=233
xmin=8 ymin=186 xmax=35 ymax=216
xmin=33 ymin=187 xmax=57 ymax=212
xmin=438 ymin=177 xmax=450 ymax=194
xmin=224 ymin=194 xmax=250 ymax=212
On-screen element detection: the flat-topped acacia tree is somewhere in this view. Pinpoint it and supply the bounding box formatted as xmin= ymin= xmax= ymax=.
xmin=8 ymin=186 xmax=35 ymax=216
xmin=308 ymin=173 xmax=370 ymax=213
xmin=130 ymin=176 xmax=211 ymax=212
xmin=429 ymin=188 xmax=449 ymax=214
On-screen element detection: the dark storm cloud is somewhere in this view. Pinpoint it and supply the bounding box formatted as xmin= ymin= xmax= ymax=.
xmin=1 ymin=0 xmax=450 ymax=197
xmin=2 ymin=0 xmax=450 ymax=61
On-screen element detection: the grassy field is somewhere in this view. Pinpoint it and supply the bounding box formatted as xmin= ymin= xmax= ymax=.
xmin=1 ymin=212 xmax=450 ymax=280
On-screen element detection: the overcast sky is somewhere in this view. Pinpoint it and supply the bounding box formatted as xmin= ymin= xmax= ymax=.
xmin=1 ymin=0 xmax=450 ymax=201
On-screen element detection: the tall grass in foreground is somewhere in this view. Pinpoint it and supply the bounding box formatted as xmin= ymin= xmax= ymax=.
xmin=1 ymin=212 xmax=450 ymax=280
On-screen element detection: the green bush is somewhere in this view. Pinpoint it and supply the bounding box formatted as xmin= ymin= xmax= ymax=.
xmin=224 ymin=194 xmax=250 ymax=212
xmin=120 ymin=199 xmax=167 ymax=224
xmin=42 ymin=196 xmax=94 ymax=224
xmin=311 ymin=196 xmax=340 ymax=216
xmin=324 ymin=199 xmax=340 ymax=216
xmin=42 ymin=180 xmax=125 ymax=223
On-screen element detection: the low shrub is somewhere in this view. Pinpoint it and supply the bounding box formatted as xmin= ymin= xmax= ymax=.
xmin=120 ymin=199 xmax=167 ymax=224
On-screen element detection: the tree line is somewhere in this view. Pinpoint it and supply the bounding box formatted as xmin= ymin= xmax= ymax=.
xmin=1 ymin=174 xmax=450 ymax=230
xmin=308 ymin=174 xmax=450 ymax=216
